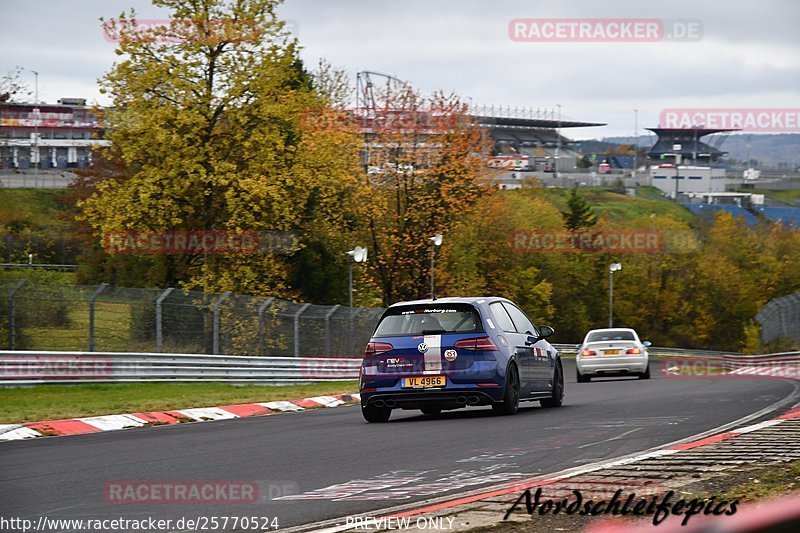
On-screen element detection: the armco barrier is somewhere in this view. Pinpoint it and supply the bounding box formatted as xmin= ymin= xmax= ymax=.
xmin=3 ymin=348 xmax=794 ymax=387
xmin=553 ymin=344 xmax=739 ymax=357
xmin=661 ymin=351 xmax=800 ymax=378
xmin=0 ymin=351 xmax=361 ymax=386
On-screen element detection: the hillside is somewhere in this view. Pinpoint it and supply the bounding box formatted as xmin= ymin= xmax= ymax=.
xmin=0 ymin=188 xmax=78 ymax=264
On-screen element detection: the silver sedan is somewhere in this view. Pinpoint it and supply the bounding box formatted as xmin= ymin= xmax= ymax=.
xmin=575 ymin=328 xmax=651 ymax=382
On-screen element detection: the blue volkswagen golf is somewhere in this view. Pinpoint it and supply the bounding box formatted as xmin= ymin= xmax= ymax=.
xmin=359 ymin=297 xmax=564 ymax=422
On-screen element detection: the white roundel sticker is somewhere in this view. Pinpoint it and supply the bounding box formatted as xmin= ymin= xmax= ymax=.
xmin=444 ymin=349 xmax=458 ymax=361
xmin=417 ymin=343 xmax=429 ymax=353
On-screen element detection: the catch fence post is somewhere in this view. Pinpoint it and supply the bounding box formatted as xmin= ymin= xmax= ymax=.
xmin=155 ymin=287 xmax=174 ymax=352
xmin=294 ymin=303 xmax=310 ymax=357
xmin=211 ymin=291 xmax=232 ymax=355
xmin=324 ymin=304 xmax=340 ymax=356
xmin=7 ymin=279 xmax=26 ymax=349
xmin=88 ymin=283 xmax=109 ymax=352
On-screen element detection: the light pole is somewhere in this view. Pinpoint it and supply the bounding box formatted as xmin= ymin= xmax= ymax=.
xmin=632 ymin=108 xmax=638 ymax=180
xmin=346 ymin=246 xmax=368 ymax=311
xmin=672 ymin=143 xmax=682 ymax=199
xmin=609 ymin=262 xmax=622 ymax=327
xmin=31 ymin=70 xmax=39 ymax=175
xmin=346 ymin=246 xmax=367 ymax=355
xmin=555 ymin=104 xmax=562 ymax=178
xmin=429 ymin=234 xmax=443 ymax=300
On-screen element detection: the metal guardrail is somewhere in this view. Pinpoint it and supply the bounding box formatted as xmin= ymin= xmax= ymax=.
xmin=660 ymin=351 xmax=800 ymax=379
xmin=0 ymin=350 xmax=361 ymax=387
xmin=551 ymin=344 xmax=739 ymax=357
xmin=0 ymin=264 xmax=78 ymax=271
xmin=2 ymin=346 xmax=785 ymax=388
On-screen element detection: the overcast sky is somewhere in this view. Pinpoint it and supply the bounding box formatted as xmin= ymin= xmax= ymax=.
xmin=1 ymin=0 xmax=798 ymax=138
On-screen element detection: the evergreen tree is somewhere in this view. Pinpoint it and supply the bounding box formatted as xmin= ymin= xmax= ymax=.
xmin=560 ymin=188 xmax=597 ymax=231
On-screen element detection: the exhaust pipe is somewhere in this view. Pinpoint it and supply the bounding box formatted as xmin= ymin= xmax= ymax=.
xmin=467 ymin=396 xmax=480 ymax=405
xmin=373 ymin=400 xmax=385 ymax=408
xmin=456 ymin=396 xmax=467 ymax=405
xmin=384 ymin=399 xmax=397 ymax=408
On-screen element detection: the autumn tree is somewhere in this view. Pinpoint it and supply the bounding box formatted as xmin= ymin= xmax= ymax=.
xmin=360 ymin=85 xmax=495 ymax=305
xmin=0 ymin=66 xmax=31 ymax=103
xmin=441 ymin=189 xmax=559 ymax=326
xmin=79 ymin=0 xmax=364 ymax=297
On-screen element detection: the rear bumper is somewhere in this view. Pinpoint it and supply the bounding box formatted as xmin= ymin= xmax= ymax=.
xmin=577 ymin=355 xmax=649 ymax=375
xmin=362 ymin=389 xmax=499 ymax=410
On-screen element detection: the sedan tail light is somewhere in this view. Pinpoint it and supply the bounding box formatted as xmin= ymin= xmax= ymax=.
xmin=454 ymin=337 xmax=498 ymax=351
xmin=626 ymin=347 xmax=642 ymax=354
xmin=581 ymin=349 xmax=597 ymax=356
xmin=364 ymin=342 xmax=393 ymax=357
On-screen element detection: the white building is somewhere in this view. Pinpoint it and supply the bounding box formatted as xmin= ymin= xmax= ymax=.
xmin=649 ymin=165 xmax=726 ymax=197
xmin=0 ymin=98 xmax=110 ymax=170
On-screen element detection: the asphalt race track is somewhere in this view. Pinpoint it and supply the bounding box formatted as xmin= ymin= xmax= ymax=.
xmin=1 ymin=359 xmax=798 ymax=531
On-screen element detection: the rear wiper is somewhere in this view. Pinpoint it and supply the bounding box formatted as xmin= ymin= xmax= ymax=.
xmin=421 ymin=329 xmax=446 ymax=335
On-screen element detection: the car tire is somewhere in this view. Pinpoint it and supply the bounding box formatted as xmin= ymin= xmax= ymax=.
xmin=639 ymin=364 xmax=651 ymax=380
xmin=420 ymin=406 xmax=441 ymax=415
xmin=577 ymin=369 xmax=590 ymax=383
xmin=362 ymin=404 xmax=391 ymax=423
xmin=493 ymin=363 xmax=520 ymax=416
xmin=541 ymin=362 xmax=564 ymax=408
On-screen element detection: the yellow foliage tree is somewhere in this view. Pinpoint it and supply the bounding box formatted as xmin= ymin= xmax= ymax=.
xmin=80 ymin=0 xmax=364 ymax=297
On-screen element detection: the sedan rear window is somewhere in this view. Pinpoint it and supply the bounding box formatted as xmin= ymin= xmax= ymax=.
xmin=374 ymin=304 xmax=482 ymax=336
xmin=586 ymin=330 xmax=636 ymax=342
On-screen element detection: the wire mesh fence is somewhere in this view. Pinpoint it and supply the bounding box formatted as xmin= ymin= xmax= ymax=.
xmin=756 ymin=292 xmax=800 ymax=345
xmin=0 ymin=279 xmax=384 ymax=357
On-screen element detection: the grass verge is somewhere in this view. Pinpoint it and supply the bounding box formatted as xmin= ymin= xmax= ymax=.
xmin=0 ymin=381 xmax=358 ymax=424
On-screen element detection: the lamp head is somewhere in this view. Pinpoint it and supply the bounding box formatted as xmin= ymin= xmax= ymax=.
xmin=346 ymin=246 xmax=368 ymax=263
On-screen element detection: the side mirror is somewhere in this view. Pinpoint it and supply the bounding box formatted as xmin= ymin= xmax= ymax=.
xmin=539 ymin=325 xmax=555 ymax=338
xmin=643 ymin=341 xmax=652 ymax=347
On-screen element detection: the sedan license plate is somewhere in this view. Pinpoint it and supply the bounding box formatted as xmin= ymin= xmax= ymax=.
xmin=604 ymin=349 xmax=621 ymax=355
xmin=404 ymin=376 xmax=446 ymax=388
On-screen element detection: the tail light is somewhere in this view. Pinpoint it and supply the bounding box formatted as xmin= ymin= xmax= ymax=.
xmin=454 ymin=337 xmax=498 ymax=351
xmin=364 ymin=342 xmax=393 ymax=357
xmin=581 ymin=349 xmax=597 ymax=356
xmin=626 ymin=347 xmax=642 ymax=354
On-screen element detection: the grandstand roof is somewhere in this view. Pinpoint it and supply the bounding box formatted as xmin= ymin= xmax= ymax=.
xmin=646 ymin=127 xmax=739 ymax=162
xmin=474 ymin=116 xmax=605 ymax=129
xmin=647 ymin=127 xmax=739 ymax=136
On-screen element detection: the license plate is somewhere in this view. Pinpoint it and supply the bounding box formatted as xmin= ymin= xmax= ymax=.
xmin=604 ymin=349 xmax=621 ymax=355
xmin=404 ymin=376 xmax=446 ymax=388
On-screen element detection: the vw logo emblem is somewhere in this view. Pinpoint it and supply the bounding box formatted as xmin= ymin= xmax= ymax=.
xmin=417 ymin=343 xmax=428 ymax=353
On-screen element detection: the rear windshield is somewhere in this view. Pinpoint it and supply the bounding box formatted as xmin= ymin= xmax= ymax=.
xmin=586 ymin=330 xmax=635 ymax=342
xmin=374 ymin=304 xmax=483 ymax=337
